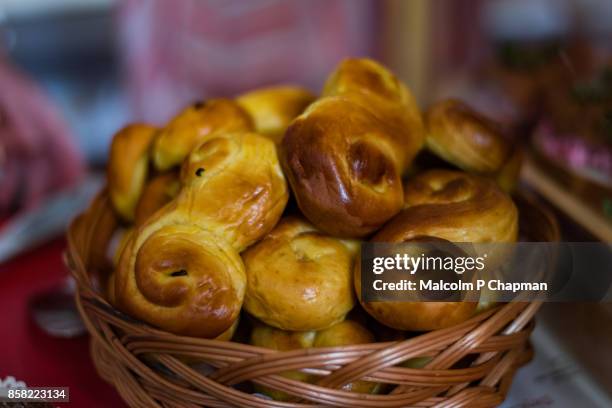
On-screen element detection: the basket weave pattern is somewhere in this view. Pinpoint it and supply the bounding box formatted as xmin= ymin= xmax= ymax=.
xmin=66 ymin=193 xmax=559 ymax=408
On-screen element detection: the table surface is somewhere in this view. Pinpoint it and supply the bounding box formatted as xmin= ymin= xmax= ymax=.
xmin=0 ymin=237 xmax=125 ymax=407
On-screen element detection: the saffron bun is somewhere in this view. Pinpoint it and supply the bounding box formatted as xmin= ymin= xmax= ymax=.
xmin=134 ymin=171 xmax=180 ymax=226
xmin=392 ymin=169 xmax=518 ymax=243
xmin=424 ymin=99 xmax=522 ymax=190
xmin=114 ymin=132 xmax=288 ymax=338
xmin=177 ymin=132 xmax=289 ymax=251
xmin=355 ymin=169 xmax=518 ymax=331
xmin=237 ymin=85 xmax=315 ymax=143
xmin=107 ymin=124 xmax=157 ymax=221
xmin=151 ymin=99 xmax=253 ymax=171
xmin=115 ymin=225 xmax=245 ymax=338
xmin=250 ymin=320 xmax=378 ymax=401
xmin=281 ymin=58 xmax=425 ymax=238
xmin=243 ymin=217 xmax=357 ymax=331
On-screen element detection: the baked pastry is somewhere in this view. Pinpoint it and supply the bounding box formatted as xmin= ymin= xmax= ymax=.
xmin=243 ymin=217 xmax=356 ymax=331
xmin=250 ymin=320 xmax=378 ymax=401
xmin=152 ymin=99 xmax=253 ymax=171
xmin=282 ymin=58 xmax=425 ymax=237
xmin=134 ymin=171 xmax=180 ymax=226
xmin=115 ymin=225 xmax=245 ymax=337
xmin=237 ymin=85 xmax=315 ymax=144
xmin=178 ymin=132 xmax=289 ymax=251
xmin=355 ymin=169 xmax=518 ymax=331
xmin=114 ymin=132 xmax=288 ymax=338
xmin=425 ymin=99 xmax=521 ymax=190
xmin=107 ymin=124 xmax=157 ymax=221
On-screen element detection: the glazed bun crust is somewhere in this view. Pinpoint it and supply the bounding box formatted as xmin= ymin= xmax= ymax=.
xmin=357 ymin=170 xmax=518 ymax=331
xmin=116 ymin=224 xmax=245 ymax=338
xmin=115 ymin=132 xmax=288 ymax=338
xmin=178 ymin=132 xmax=289 ymax=251
xmin=107 ymin=124 xmax=157 ymax=221
xmin=323 ymin=58 xmax=415 ymax=107
xmin=243 ymin=217 xmax=356 ymax=331
xmin=282 ymin=58 xmax=425 ymax=237
xmin=425 ymin=99 xmax=521 ymax=191
xmin=380 ymin=169 xmax=518 ymax=243
xmin=152 ymin=99 xmax=253 ymax=171
xmin=237 ymin=85 xmax=315 ymax=143
xmin=283 ymin=97 xmax=405 ymax=237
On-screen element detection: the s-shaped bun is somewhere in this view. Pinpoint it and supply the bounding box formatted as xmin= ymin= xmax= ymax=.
xmin=282 ymin=58 xmax=425 ymax=237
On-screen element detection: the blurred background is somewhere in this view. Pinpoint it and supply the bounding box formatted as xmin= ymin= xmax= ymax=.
xmin=0 ymin=0 xmax=611 ymax=407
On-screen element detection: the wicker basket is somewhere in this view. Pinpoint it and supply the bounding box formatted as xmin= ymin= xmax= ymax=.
xmin=66 ymin=191 xmax=559 ymax=408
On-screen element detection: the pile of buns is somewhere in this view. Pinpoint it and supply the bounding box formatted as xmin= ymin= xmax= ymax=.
xmin=99 ymin=58 xmax=520 ymax=399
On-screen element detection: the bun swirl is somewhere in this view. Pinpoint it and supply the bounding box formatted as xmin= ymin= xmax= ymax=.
xmin=387 ymin=169 xmax=518 ymax=243
xmin=356 ymin=170 xmax=518 ymax=331
xmin=282 ymin=58 xmax=425 ymax=237
xmin=115 ymin=132 xmax=288 ymax=337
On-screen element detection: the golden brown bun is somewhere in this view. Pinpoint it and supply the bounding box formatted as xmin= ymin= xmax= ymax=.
xmin=107 ymin=124 xmax=157 ymax=221
xmin=282 ymin=58 xmax=425 ymax=237
xmin=237 ymin=85 xmax=315 ymax=143
xmin=178 ymin=132 xmax=289 ymax=251
xmin=250 ymin=320 xmax=378 ymax=401
xmin=152 ymin=99 xmax=253 ymax=171
xmin=356 ymin=170 xmax=518 ymax=331
xmin=243 ymin=217 xmax=356 ymax=331
xmin=115 ymin=132 xmax=287 ymax=338
xmin=323 ymin=58 xmax=415 ymax=106
xmin=394 ymin=170 xmax=518 ymax=243
xmin=115 ymin=225 xmax=245 ymax=338
xmin=134 ymin=172 xmax=180 ymax=226
xmin=425 ymin=99 xmax=522 ymax=190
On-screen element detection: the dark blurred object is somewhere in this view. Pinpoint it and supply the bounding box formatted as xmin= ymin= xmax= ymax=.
xmin=0 ymin=59 xmax=84 ymax=218
xmin=117 ymin=0 xmax=377 ymax=124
